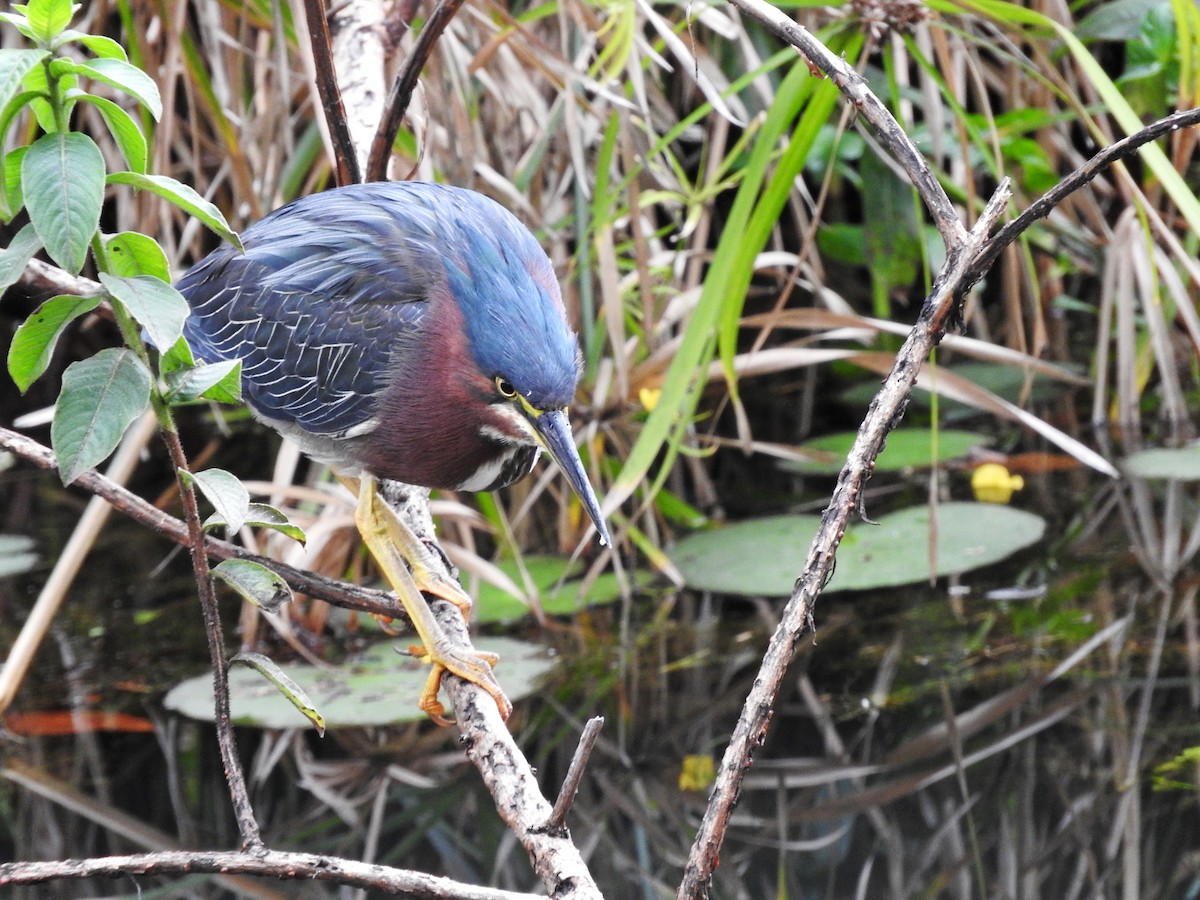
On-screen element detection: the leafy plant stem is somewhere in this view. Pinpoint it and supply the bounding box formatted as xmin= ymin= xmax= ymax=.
xmin=40 ymin=55 xmax=66 ymax=132
xmin=161 ymin=423 xmax=263 ymax=851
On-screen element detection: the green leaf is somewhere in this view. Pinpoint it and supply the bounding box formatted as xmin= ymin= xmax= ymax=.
xmin=0 ymin=222 xmax=42 ymax=295
xmin=204 ymin=503 xmax=306 ymax=543
xmin=165 ymin=638 xmax=556 ymax=729
xmin=53 ymin=31 xmax=127 ymax=60
xmin=783 ymin=429 xmax=990 ymax=476
xmin=211 ymin=560 xmax=293 ymax=613
xmin=104 ymin=231 xmax=170 ymax=280
xmin=99 ymin=272 xmax=188 ymax=350
xmin=164 ymin=358 xmax=242 ymax=405
xmin=229 ymin=652 xmax=324 ymax=735
xmin=77 ymin=94 xmax=146 ymax=174
xmin=1122 ymin=446 xmax=1200 ymax=481
xmin=0 ymin=146 xmax=26 ymax=222
xmin=21 ymin=131 xmax=105 ymax=274
xmin=61 ymin=57 xmax=161 ymax=120
xmin=107 ymin=172 xmax=242 ymax=250
xmin=473 ymin=555 xmax=651 ymax=625
xmin=51 ymin=347 xmax=151 ymax=484
xmin=8 ymin=292 xmax=99 ymax=392
xmin=159 ymin=334 xmax=194 ymax=373
xmin=669 ymin=503 xmax=1046 ymax=597
xmin=0 ymin=49 xmax=49 ymax=129
xmin=0 ymin=13 xmax=38 ymax=42
xmin=187 ymin=466 xmax=250 ymax=534
xmin=24 ymin=0 xmax=74 ymax=43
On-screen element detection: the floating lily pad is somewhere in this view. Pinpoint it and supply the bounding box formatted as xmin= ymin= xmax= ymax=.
xmin=1122 ymin=446 xmax=1200 ymax=481
xmin=163 ymin=637 xmax=556 ymax=729
xmin=783 ymin=429 xmax=988 ymax=475
xmin=669 ymin=502 xmax=1046 ymax=597
xmin=473 ymin=555 xmax=649 ymax=625
xmin=0 ymin=534 xmax=37 ymax=579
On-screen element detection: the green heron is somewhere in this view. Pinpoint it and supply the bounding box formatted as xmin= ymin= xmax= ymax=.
xmin=179 ymin=181 xmax=610 ymax=724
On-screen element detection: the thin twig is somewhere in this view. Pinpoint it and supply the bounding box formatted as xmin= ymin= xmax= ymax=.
xmin=962 ymin=106 xmax=1200 ymax=289
xmin=547 ymin=716 xmax=605 ymax=831
xmin=365 ymin=0 xmax=467 ymax=182
xmin=676 ymin=184 xmax=1013 ymax=899
xmin=302 ymin=0 xmax=363 ymax=186
xmin=0 ymin=849 xmax=540 ymax=899
xmin=159 ymin=425 xmax=263 ymax=851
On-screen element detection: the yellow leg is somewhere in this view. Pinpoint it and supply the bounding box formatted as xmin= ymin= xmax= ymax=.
xmin=346 ymin=474 xmax=512 ymax=725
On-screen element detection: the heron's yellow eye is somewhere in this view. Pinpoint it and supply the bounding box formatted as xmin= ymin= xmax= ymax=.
xmin=495 ymin=377 xmax=518 ymax=399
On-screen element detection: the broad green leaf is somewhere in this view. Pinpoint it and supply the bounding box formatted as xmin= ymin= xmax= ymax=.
xmin=165 ymin=638 xmax=556 ymax=729
xmin=24 ymin=0 xmax=74 ymax=43
xmin=204 ymin=502 xmax=305 ymax=544
xmin=211 ymin=559 xmax=292 ymax=612
xmin=107 ymin=172 xmax=242 ymax=250
xmin=163 ymin=358 xmax=242 ymax=404
xmin=0 ymin=49 xmax=48 ymax=125
xmin=54 ymin=31 xmax=127 ymax=60
xmin=8 ymin=292 xmax=99 ymax=392
xmin=669 ymin=503 xmax=1046 ymax=597
xmin=186 ymin=466 xmax=250 ymax=534
xmin=104 ymin=231 xmax=170 ymax=280
xmin=51 ymin=347 xmax=151 ymax=484
xmin=0 ymin=222 xmax=42 ymax=295
xmin=63 ymin=57 xmax=161 ymax=120
xmin=230 ymin=652 xmax=323 ymax=735
xmin=99 ymin=273 xmax=188 ymax=350
xmin=77 ymin=94 xmax=146 ymax=174
xmin=22 ymin=131 xmax=105 ymax=274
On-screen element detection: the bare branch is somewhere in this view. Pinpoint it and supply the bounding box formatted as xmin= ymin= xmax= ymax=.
xmin=366 ymin=0 xmax=467 ymax=182
xmin=0 ymin=426 xmax=404 ymax=619
xmin=0 ymin=849 xmax=540 ymax=899
xmin=301 ymin=0 xmax=363 ymax=185
xmin=963 ymin=106 xmax=1200 ymax=288
xmin=548 ymin=717 xmax=605 ymax=831
xmin=677 ymin=183 xmax=1013 ymax=899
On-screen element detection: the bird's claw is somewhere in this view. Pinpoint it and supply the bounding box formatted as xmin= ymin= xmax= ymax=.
xmin=408 ymin=643 xmax=510 ymax=726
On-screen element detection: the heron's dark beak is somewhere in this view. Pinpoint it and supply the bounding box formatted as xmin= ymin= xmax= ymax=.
xmin=528 ymin=408 xmax=612 ymax=547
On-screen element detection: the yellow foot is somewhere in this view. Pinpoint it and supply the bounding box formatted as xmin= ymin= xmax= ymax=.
xmin=407 ymin=644 xmax=508 ymax=726
xmin=347 ymin=474 xmax=512 ymax=725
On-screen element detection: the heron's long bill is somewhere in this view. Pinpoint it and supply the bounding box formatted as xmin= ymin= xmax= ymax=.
xmin=529 ymin=408 xmax=612 ymax=547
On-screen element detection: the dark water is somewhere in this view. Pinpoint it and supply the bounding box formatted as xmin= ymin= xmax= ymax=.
xmin=2 ymin=458 xmax=1198 ymax=899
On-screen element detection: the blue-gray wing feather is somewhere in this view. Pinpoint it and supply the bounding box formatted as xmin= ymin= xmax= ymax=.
xmin=179 ymin=185 xmax=442 ymax=440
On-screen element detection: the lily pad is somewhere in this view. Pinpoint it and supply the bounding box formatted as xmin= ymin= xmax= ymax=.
xmin=162 ymin=637 xmax=556 ymax=729
xmin=0 ymin=534 xmax=37 ymax=578
xmin=783 ymin=429 xmax=988 ymax=475
xmin=669 ymin=502 xmax=1046 ymax=597
xmin=473 ymin=555 xmax=649 ymax=625
xmin=1122 ymin=446 xmax=1200 ymax=481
